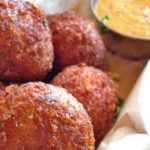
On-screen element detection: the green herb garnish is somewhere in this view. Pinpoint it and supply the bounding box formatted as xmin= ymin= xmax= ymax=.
xmin=113 ymin=96 xmax=125 ymax=121
xmin=42 ymin=20 xmax=48 ymax=28
xmin=99 ymin=16 xmax=109 ymax=32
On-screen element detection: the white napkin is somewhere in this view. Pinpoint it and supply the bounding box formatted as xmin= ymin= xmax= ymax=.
xmin=98 ymin=61 xmax=150 ymax=150
xmin=30 ymin=0 xmax=79 ymax=16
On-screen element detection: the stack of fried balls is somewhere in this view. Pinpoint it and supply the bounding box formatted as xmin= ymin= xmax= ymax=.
xmin=0 ymin=0 xmax=118 ymax=149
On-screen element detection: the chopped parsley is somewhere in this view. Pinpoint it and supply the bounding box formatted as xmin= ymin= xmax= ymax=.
xmin=42 ymin=20 xmax=48 ymax=28
xmin=113 ymin=96 xmax=125 ymax=121
xmin=99 ymin=16 xmax=109 ymax=32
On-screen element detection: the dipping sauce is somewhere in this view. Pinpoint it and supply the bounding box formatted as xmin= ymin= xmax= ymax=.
xmin=95 ymin=0 xmax=150 ymax=39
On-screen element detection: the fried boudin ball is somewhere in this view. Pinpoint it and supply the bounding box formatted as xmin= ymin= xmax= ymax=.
xmin=0 ymin=0 xmax=54 ymax=82
xmin=48 ymin=11 xmax=106 ymax=70
xmin=51 ymin=64 xmax=118 ymax=145
xmin=0 ymin=82 xmax=95 ymax=149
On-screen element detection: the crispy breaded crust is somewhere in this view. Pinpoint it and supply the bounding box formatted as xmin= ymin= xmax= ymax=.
xmin=0 ymin=82 xmax=95 ymax=149
xmin=0 ymin=0 xmax=54 ymax=82
xmin=48 ymin=11 xmax=105 ymax=70
xmin=52 ymin=64 xmax=118 ymax=145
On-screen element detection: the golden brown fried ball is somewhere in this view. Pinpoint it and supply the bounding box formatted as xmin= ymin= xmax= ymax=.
xmin=0 ymin=0 xmax=54 ymax=82
xmin=51 ymin=64 xmax=118 ymax=145
xmin=0 ymin=82 xmax=95 ymax=150
xmin=48 ymin=11 xmax=106 ymax=70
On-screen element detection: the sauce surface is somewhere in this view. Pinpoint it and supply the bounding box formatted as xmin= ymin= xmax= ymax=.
xmin=95 ymin=0 xmax=150 ymax=39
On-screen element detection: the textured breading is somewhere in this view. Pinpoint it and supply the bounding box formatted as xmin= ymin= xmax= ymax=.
xmin=0 ymin=82 xmax=95 ymax=150
xmin=48 ymin=11 xmax=106 ymax=70
xmin=51 ymin=64 xmax=118 ymax=145
xmin=0 ymin=0 xmax=54 ymax=82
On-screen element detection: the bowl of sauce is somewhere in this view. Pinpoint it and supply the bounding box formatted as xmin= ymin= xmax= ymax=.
xmin=91 ymin=0 xmax=150 ymax=59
